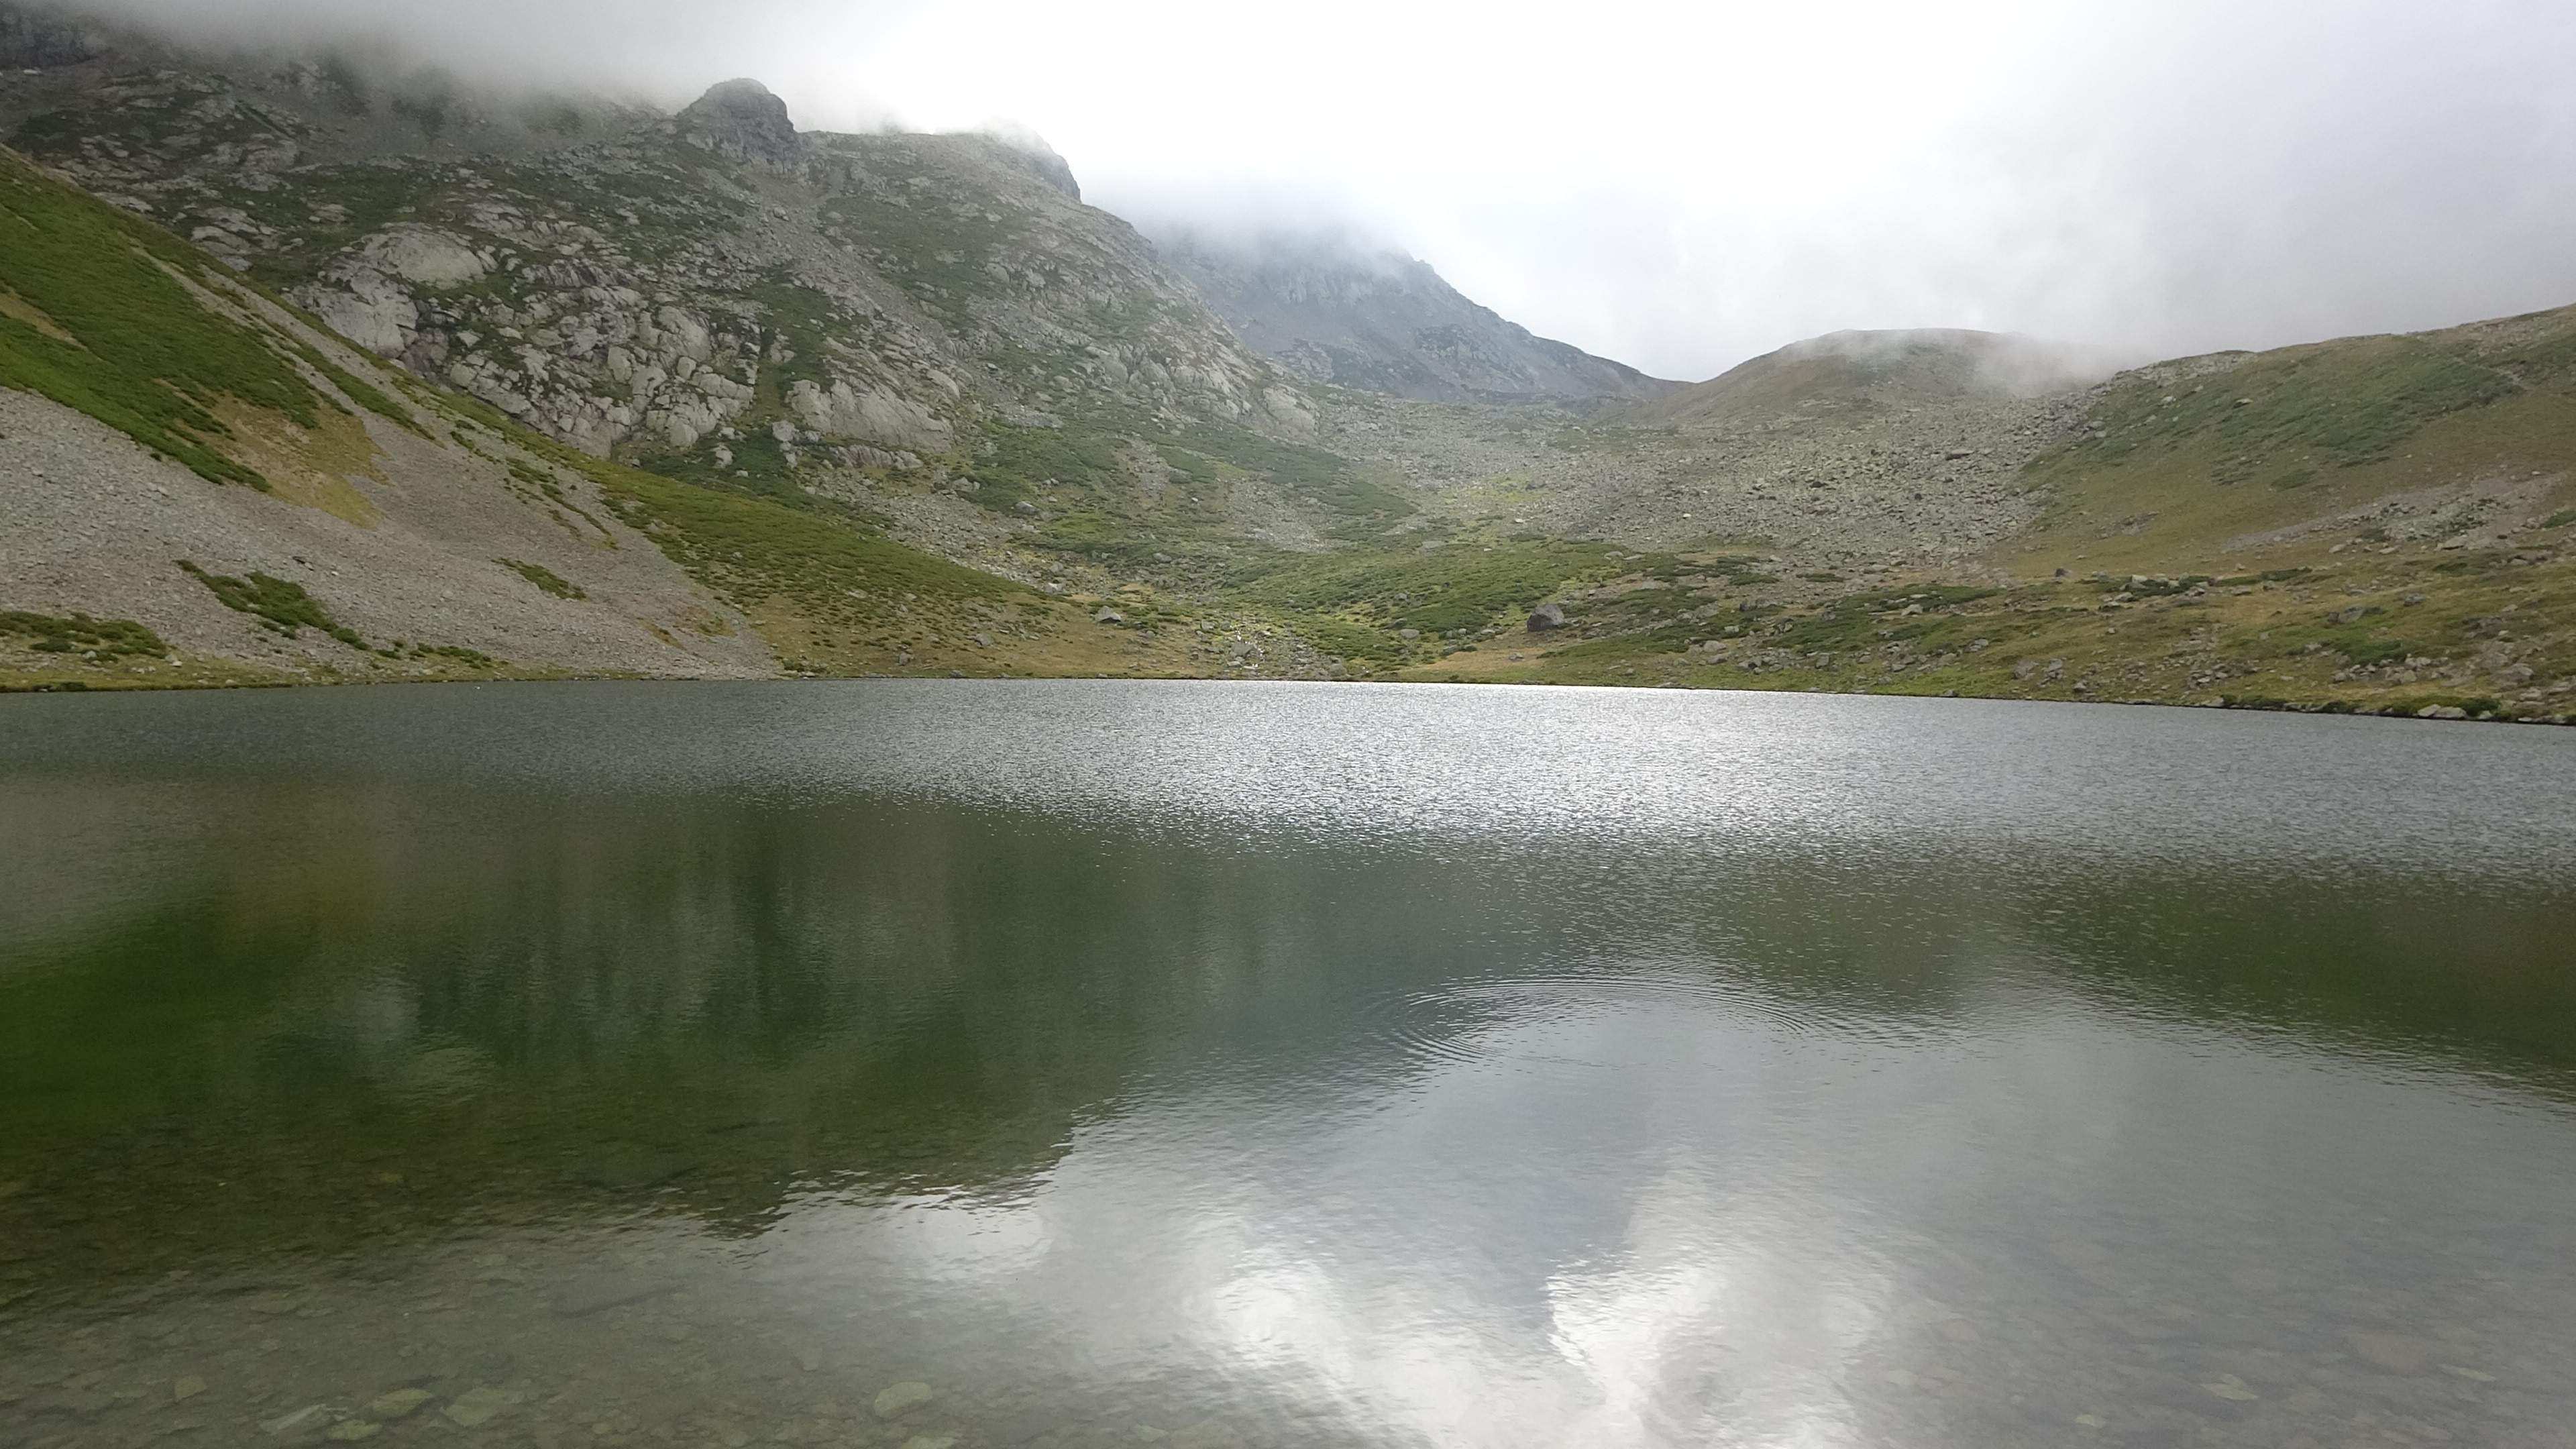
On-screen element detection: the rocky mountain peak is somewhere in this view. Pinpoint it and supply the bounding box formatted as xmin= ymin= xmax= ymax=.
xmin=1153 ymin=224 xmax=1676 ymax=405
xmin=678 ymin=77 xmax=800 ymax=166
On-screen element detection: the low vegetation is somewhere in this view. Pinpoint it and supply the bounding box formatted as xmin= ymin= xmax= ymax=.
xmin=177 ymin=560 xmax=367 ymax=649
xmin=0 ymin=148 xmax=337 ymax=487
xmin=498 ymin=559 xmax=586 ymax=600
xmin=0 ymin=610 xmax=166 ymax=658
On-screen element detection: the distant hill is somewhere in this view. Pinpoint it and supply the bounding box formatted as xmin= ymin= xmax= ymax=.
xmin=1408 ymin=307 xmax=2576 ymax=724
xmin=1155 ymin=226 xmax=1680 ymax=407
xmin=2004 ymin=302 xmax=2576 ymax=571
xmin=1627 ymin=328 xmax=2131 ymax=429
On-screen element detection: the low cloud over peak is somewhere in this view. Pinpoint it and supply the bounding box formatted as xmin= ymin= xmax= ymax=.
xmin=21 ymin=0 xmax=2576 ymax=381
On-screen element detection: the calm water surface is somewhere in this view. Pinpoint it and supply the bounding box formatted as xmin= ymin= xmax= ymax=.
xmin=3 ymin=682 xmax=2575 ymax=1449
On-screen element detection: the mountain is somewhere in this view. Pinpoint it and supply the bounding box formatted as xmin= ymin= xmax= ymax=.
xmin=1 ymin=1 xmax=2569 ymax=723
xmin=0 ymin=142 xmax=1015 ymax=688
xmin=1309 ymin=329 xmax=2108 ymax=564
xmin=1154 ymin=226 xmax=1679 ymax=406
xmin=0 ymin=3 xmax=1407 ymax=680
xmin=1412 ymin=307 xmax=2576 ymax=722
xmin=1625 ymin=328 xmax=2129 ymax=429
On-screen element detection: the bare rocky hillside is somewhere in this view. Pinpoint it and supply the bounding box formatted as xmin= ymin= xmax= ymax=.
xmin=1153 ymin=226 xmax=1678 ymax=406
xmin=2 ymin=0 xmax=2569 ymax=722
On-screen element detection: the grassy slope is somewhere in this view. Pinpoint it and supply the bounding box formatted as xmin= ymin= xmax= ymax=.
xmin=9 ymin=127 xmax=2571 ymax=716
xmin=0 ymin=146 xmax=348 ymax=489
xmin=0 ymin=146 xmax=1153 ymax=690
xmin=1627 ymin=329 xmax=2030 ymax=429
xmin=1407 ymin=310 xmax=2576 ymax=723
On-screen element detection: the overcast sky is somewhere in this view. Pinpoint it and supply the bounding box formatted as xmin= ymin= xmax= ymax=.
xmin=61 ymin=0 xmax=2576 ymax=380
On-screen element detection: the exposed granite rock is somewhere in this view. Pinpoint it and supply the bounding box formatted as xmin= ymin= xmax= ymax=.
xmin=678 ymin=78 xmax=801 ymax=168
xmin=1 ymin=37 xmax=1320 ymax=482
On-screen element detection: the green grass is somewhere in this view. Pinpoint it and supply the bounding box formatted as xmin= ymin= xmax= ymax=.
xmin=280 ymin=337 xmax=423 ymax=435
xmin=2011 ymin=307 xmax=2576 ymax=569
xmin=408 ymin=643 xmax=498 ymax=668
xmin=742 ymin=276 xmax=851 ymax=395
xmin=543 ymin=443 xmax=1030 ymax=626
xmin=0 ymin=146 xmax=352 ymax=488
xmin=177 ymin=560 xmax=366 ymax=648
xmin=932 ymin=411 xmax=1411 ymax=576
xmin=2061 ymin=335 xmax=2526 ymax=477
xmin=1163 ymin=421 xmax=1413 ymax=539
xmin=0 ymin=610 xmax=166 ymax=657
xmin=218 ymin=162 xmax=457 ymax=291
xmin=1230 ymin=536 xmax=1631 ymax=657
xmin=970 ymin=419 xmax=1132 ymax=507
xmin=821 ymin=191 xmax=1026 ymax=323
xmin=8 ymin=78 xmax=304 ymax=169
xmin=498 ymin=558 xmax=586 ymax=600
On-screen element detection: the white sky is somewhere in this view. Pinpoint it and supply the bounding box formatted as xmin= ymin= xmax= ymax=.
xmin=64 ymin=0 xmax=2576 ymax=380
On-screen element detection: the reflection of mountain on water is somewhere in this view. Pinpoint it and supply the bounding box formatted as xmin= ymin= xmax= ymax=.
xmin=5 ymin=751 xmax=2574 ymax=1312
xmin=0 ymin=791 xmax=1302 ymax=1297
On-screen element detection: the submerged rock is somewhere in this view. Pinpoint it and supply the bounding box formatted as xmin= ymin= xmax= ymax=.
xmin=872 ymin=1381 xmax=934 ymax=1418
xmin=364 ymin=1388 xmax=433 ymax=1421
xmin=441 ymin=1386 xmax=523 ymax=1428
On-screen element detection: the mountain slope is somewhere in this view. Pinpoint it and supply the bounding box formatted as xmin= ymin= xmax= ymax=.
xmin=1407 ymin=309 xmax=2576 ymax=722
xmin=0 ymin=13 xmax=1497 ymax=624
xmin=1626 ymin=328 xmax=2128 ymax=429
xmin=1155 ymin=226 xmax=1678 ymax=406
xmin=2 ymin=1 xmax=2569 ymax=722
xmin=0 ymin=141 xmax=766 ymax=686
xmin=0 ymin=141 xmax=1216 ymax=690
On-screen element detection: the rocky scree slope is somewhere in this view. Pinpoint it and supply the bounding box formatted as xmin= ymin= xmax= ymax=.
xmin=1401 ymin=308 xmax=2576 ymax=725
xmin=0 ymin=21 xmax=1330 ymax=536
xmin=3 ymin=3 xmax=2569 ymax=720
xmin=1155 ymin=225 xmax=1679 ymax=407
xmin=0 ymin=11 xmax=1444 ymax=679
xmin=1309 ymin=329 xmax=2124 ymax=575
xmin=0 ymin=140 xmax=1200 ymax=690
xmin=0 ymin=142 xmax=774 ymax=687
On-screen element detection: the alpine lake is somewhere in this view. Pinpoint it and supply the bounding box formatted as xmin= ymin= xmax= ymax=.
xmin=3 ymin=680 xmax=2574 ymax=1449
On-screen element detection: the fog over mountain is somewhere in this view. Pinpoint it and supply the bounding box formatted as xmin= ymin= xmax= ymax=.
xmin=20 ymin=0 xmax=2576 ymax=381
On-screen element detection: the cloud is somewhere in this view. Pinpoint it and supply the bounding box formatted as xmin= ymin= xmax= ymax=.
xmin=37 ymin=0 xmax=2576 ymax=380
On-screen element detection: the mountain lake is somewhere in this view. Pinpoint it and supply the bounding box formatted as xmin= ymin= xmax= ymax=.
xmin=3 ymin=680 xmax=2573 ymax=1448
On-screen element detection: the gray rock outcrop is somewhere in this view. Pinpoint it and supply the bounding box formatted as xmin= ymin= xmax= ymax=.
xmin=677 ymin=78 xmax=802 ymax=168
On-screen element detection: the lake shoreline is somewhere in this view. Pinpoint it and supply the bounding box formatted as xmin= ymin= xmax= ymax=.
xmin=4 ymin=665 xmax=2570 ymax=727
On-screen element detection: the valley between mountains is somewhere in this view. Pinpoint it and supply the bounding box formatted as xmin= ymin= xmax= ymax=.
xmin=3 ymin=4 xmax=2571 ymax=722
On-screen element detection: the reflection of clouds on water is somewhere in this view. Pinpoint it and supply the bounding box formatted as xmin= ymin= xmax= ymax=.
xmin=1543 ymin=1173 xmax=1873 ymax=1447
xmin=816 ymin=978 xmax=1922 ymax=1447
xmin=8 ymin=684 xmax=2576 ymax=1448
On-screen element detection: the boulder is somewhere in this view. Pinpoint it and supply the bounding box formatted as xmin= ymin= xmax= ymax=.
xmin=786 ymin=379 xmax=954 ymax=452
xmin=364 ymin=226 xmax=487 ymax=286
xmin=306 ymin=272 xmax=418 ymax=356
xmin=1526 ymin=601 xmax=1566 ymax=632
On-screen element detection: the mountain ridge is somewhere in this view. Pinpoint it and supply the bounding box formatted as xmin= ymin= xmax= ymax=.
xmin=1625 ymin=327 xmax=2135 ymax=429
xmin=1 ymin=0 xmax=2570 ymax=722
xmin=1152 ymin=224 xmax=1680 ymax=407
